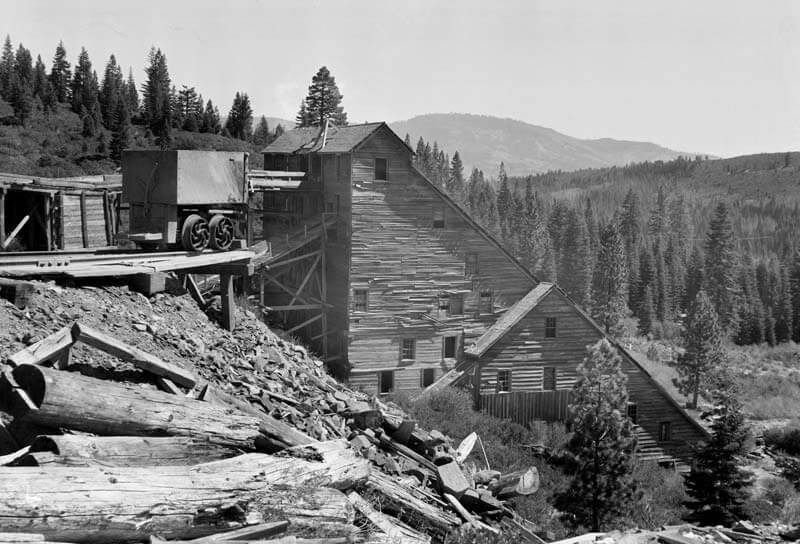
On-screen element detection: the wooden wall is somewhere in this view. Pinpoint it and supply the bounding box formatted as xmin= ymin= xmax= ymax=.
xmin=346 ymin=125 xmax=536 ymax=394
xmin=61 ymin=193 xmax=111 ymax=249
xmin=476 ymin=289 xmax=704 ymax=465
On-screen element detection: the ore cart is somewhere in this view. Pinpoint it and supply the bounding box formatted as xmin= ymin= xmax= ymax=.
xmin=121 ymin=150 xmax=248 ymax=251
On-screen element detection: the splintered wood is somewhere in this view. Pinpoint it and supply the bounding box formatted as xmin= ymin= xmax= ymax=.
xmin=0 ymin=318 xmax=542 ymax=543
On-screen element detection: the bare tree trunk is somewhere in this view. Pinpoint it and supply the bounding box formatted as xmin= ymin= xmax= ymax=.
xmin=0 ymin=443 xmax=368 ymax=543
xmin=5 ymin=364 xmax=312 ymax=451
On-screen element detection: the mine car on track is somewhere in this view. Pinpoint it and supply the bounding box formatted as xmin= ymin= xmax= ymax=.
xmin=121 ymin=150 xmax=248 ymax=251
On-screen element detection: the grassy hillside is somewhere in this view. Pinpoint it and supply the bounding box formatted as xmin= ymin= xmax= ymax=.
xmin=390 ymin=113 xmax=687 ymax=176
xmin=0 ymin=104 xmax=264 ymax=177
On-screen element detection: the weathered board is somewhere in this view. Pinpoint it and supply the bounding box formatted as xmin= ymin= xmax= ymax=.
xmin=347 ymin=125 xmax=535 ymax=392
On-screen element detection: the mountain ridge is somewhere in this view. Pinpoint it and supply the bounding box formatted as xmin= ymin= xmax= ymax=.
xmin=390 ymin=113 xmax=693 ymax=177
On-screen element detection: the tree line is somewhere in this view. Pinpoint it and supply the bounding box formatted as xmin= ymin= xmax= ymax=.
xmin=0 ymin=35 xmax=285 ymax=161
xmin=410 ymin=135 xmax=800 ymax=349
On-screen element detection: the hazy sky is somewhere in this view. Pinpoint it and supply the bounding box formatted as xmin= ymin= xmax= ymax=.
xmin=7 ymin=0 xmax=799 ymax=157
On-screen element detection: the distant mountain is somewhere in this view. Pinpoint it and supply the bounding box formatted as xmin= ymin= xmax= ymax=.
xmin=390 ymin=113 xmax=691 ymax=177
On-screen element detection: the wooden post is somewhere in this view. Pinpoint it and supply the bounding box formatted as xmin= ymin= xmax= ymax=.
xmin=79 ymin=191 xmax=88 ymax=248
xmin=43 ymin=194 xmax=52 ymax=251
xmin=102 ymin=190 xmax=113 ymax=246
xmin=221 ymin=273 xmax=235 ymax=331
xmin=57 ymin=191 xmax=64 ymax=250
xmin=0 ymin=188 xmax=6 ymax=248
xmin=321 ymin=222 xmax=329 ymax=359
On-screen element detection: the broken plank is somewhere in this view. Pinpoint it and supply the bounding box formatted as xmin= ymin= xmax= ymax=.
xmin=0 ymin=278 xmax=35 ymax=309
xmin=6 ymin=326 xmax=74 ymax=367
xmin=156 ymin=377 xmax=183 ymax=395
xmin=443 ymin=492 xmax=475 ymax=524
xmin=71 ymin=321 xmax=197 ymax=388
xmin=347 ymin=490 xmax=430 ymax=544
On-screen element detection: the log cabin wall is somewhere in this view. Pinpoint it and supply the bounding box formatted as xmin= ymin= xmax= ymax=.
xmin=347 ymin=125 xmax=535 ymax=394
xmin=476 ymin=288 xmax=704 ymax=466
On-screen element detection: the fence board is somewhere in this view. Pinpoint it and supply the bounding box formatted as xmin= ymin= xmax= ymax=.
xmin=480 ymin=390 xmax=572 ymax=426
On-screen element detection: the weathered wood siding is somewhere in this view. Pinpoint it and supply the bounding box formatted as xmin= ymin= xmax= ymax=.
xmin=61 ymin=193 xmax=109 ymax=249
xmin=347 ymin=125 xmax=535 ymax=392
xmin=477 ymin=289 xmax=704 ymax=465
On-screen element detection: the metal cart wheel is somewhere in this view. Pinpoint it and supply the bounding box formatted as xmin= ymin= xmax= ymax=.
xmin=208 ymin=214 xmax=234 ymax=250
xmin=181 ymin=214 xmax=210 ymax=251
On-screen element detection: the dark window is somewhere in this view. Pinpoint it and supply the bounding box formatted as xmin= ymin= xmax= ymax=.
xmin=375 ymin=158 xmax=388 ymax=180
xmin=545 ymin=317 xmax=557 ymax=338
xmin=420 ymin=368 xmax=435 ymax=388
xmin=379 ymin=370 xmax=394 ymax=394
xmin=432 ymin=209 xmax=445 ymax=228
xmin=354 ymin=289 xmax=368 ymax=312
xmin=401 ymin=338 xmax=416 ymax=361
xmin=497 ymin=370 xmax=511 ymax=393
xmin=439 ymin=294 xmax=450 ymax=314
xmin=465 ymin=253 xmax=479 ymax=276
xmin=627 ymin=403 xmax=638 ymax=425
xmin=312 ymin=155 xmax=321 ymax=176
xmin=543 ymin=367 xmax=556 ymax=390
xmin=479 ymin=291 xmax=493 ymax=314
xmin=659 ymin=421 xmax=672 ymax=441
xmin=443 ymin=336 xmax=457 ymax=359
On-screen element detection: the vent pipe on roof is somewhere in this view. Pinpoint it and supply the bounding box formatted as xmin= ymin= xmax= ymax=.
xmin=321 ymin=118 xmax=330 ymax=149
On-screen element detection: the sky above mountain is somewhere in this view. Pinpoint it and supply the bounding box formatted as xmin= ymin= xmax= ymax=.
xmin=7 ymin=0 xmax=799 ymax=158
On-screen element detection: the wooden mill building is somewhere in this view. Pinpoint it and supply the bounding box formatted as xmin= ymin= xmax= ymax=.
xmin=261 ymin=122 xmax=706 ymax=465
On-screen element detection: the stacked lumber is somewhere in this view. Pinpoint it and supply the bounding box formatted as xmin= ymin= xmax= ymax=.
xmin=0 ymin=299 xmax=543 ymax=543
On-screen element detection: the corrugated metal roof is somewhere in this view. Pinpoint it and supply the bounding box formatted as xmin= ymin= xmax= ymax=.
xmin=262 ymin=122 xmax=388 ymax=154
xmin=465 ymin=282 xmax=555 ymax=357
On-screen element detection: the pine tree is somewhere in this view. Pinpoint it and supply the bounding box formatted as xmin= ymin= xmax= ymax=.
xmin=447 ymin=151 xmax=465 ymax=200
xmin=252 ymin=115 xmax=270 ymax=147
xmin=296 ymin=66 xmax=347 ymax=127
xmin=125 ymin=68 xmax=139 ymax=118
xmin=141 ymin=47 xmax=171 ymax=147
xmin=110 ymin=96 xmax=131 ymax=162
xmin=200 ymin=99 xmax=220 ymax=134
xmin=99 ymin=54 xmax=124 ymax=128
xmin=555 ymin=339 xmax=639 ymax=531
xmin=225 ymin=91 xmax=253 ymax=140
xmin=32 ymin=54 xmax=54 ymax=109
xmin=593 ymin=222 xmax=629 ymax=335
xmin=496 ymin=163 xmax=511 ymax=243
xmin=274 ymin=123 xmax=284 ymax=138
xmin=0 ymin=35 xmax=14 ymax=101
xmin=685 ymin=383 xmax=752 ymax=525
xmin=176 ymin=85 xmax=201 ymax=131
xmin=648 ymin=185 xmax=667 ymax=239
xmin=791 ymin=250 xmax=800 ymax=342
xmin=675 ymin=290 xmax=723 ymax=408
xmin=684 ymin=245 xmax=705 ymax=309
xmin=638 ymin=285 xmax=655 ymax=336
xmin=49 ymin=41 xmax=71 ymax=103
xmin=775 ymin=264 xmax=793 ymax=343
xmin=705 ymin=202 xmax=740 ymax=331
xmin=70 ymin=47 xmax=97 ymax=115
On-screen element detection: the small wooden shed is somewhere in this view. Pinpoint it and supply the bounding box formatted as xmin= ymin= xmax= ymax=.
xmin=0 ymin=173 xmax=121 ymax=251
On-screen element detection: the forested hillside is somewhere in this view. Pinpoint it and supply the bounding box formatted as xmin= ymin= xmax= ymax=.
xmin=0 ymin=35 xmax=284 ymax=175
xmin=413 ymin=138 xmax=800 ymax=350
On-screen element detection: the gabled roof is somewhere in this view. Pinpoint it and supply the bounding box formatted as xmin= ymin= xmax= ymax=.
xmin=465 ymin=282 xmax=554 ymax=357
xmin=263 ymin=122 xmax=407 ymax=154
xmin=460 ymin=283 xmax=708 ymax=438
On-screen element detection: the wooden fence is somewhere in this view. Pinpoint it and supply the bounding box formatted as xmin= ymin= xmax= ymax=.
xmin=479 ymin=390 xmax=572 ymax=426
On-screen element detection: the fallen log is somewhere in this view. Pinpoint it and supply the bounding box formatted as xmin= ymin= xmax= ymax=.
xmin=346 ymin=491 xmax=430 ymax=544
xmin=71 ymin=322 xmax=197 ymax=388
xmin=27 ymin=435 xmax=238 ymax=466
xmin=364 ymin=471 xmax=460 ymax=534
xmin=148 ymin=521 xmax=289 ymax=543
xmin=0 ymin=445 xmax=368 ymax=543
xmin=5 ymin=364 xmax=312 ymax=451
xmin=488 ymin=467 xmax=539 ymax=500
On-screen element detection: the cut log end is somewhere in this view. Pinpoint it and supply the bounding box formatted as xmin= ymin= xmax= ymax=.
xmin=9 ymin=364 xmax=46 ymax=412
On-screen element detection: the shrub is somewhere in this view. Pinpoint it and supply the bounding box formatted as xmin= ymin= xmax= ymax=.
xmin=764 ymin=424 xmax=800 ymax=455
xmin=631 ymin=462 xmax=689 ymax=528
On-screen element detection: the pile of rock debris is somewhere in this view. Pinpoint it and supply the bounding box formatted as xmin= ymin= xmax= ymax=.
xmin=0 ymin=279 xmax=540 ymax=543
